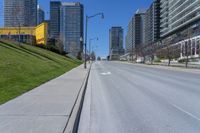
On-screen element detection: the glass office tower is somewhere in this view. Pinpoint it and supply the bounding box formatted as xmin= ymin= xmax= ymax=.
xmin=109 ymin=27 xmax=124 ymax=60
xmin=60 ymin=2 xmax=84 ymax=57
xmin=125 ymin=10 xmax=146 ymax=55
xmin=37 ymin=5 xmax=45 ymax=25
xmin=145 ymin=0 xmax=160 ymax=45
xmin=50 ymin=1 xmax=61 ymax=39
xmin=4 ymin=0 xmax=37 ymax=27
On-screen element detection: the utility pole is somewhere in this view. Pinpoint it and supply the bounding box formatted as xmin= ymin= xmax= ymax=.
xmin=89 ymin=37 xmax=98 ymax=63
xmin=84 ymin=16 xmax=88 ymax=69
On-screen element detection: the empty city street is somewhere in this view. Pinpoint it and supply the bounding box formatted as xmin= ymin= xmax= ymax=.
xmin=78 ymin=61 xmax=200 ymax=133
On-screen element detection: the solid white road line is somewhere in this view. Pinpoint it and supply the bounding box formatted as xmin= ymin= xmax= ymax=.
xmin=172 ymin=104 xmax=200 ymax=122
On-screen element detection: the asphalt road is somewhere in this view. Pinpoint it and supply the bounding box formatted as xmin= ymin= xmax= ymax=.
xmin=78 ymin=61 xmax=200 ymax=133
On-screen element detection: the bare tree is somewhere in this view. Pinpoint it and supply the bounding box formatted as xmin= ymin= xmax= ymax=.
xmin=185 ymin=28 xmax=193 ymax=68
xmin=155 ymin=39 xmax=172 ymax=66
xmin=164 ymin=37 xmax=173 ymax=66
xmin=29 ymin=29 xmax=34 ymax=45
xmin=145 ymin=42 xmax=156 ymax=65
xmin=56 ymin=38 xmax=64 ymax=54
xmin=166 ymin=44 xmax=171 ymax=66
xmin=141 ymin=46 xmax=146 ymax=63
xmin=69 ymin=41 xmax=81 ymax=58
xmin=150 ymin=43 xmax=156 ymax=65
xmin=77 ymin=51 xmax=82 ymax=60
xmin=90 ymin=51 xmax=96 ymax=61
xmin=138 ymin=44 xmax=147 ymax=64
xmin=135 ymin=44 xmax=141 ymax=62
xmin=139 ymin=42 xmax=157 ymax=65
xmin=185 ymin=41 xmax=189 ymax=68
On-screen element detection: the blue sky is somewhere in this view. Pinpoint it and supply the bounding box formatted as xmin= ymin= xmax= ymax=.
xmin=0 ymin=0 xmax=153 ymax=57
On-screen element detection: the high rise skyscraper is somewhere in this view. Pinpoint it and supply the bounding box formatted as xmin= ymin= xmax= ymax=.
xmin=4 ymin=0 xmax=37 ymax=27
xmin=50 ymin=1 xmax=61 ymax=39
xmin=125 ymin=10 xmax=146 ymax=55
xmin=60 ymin=2 xmax=84 ymax=57
xmin=160 ymin=0 xmax=200 ymax=38
xmin=160 ymin=0 xmax=200 ymax=59
xmin=145 ymin=0 xmax=160 ymax=46
xmin=109 ymin=27 xmax=124 ymax=60
xmin=37 ymin=5 xmax=45 ymax=25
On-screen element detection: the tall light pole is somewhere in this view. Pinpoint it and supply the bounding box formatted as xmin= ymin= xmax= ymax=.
xmin=80 ymin=37 xmax=83 ymax=59
xmin=89 ymin=37 xmax=98 ymax=62
xmin=84 ymin=13 xmax=104 ymax=69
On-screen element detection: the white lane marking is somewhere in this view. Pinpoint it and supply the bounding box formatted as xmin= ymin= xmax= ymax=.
xmin=172 ymin=104 xmax=200 ymax=121
xmin=101 ymin=72 xmax=111 ymax=75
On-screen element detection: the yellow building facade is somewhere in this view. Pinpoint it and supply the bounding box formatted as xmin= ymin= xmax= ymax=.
xmin=0 ymin=22 xmax=48 ymax=45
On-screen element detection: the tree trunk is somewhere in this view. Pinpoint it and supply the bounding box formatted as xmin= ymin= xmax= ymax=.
xmin=143 ymin=55 xmax=146 ymax=64
xmin=151 ymin=55 xmax=154 ymax=65
xmin=132 ymin=53 xmax=134 ymax=63
xmin=167 ymin=46 xmax=171 ymax=66
xmin=186 ymin=29 xmax=192 ymax=68
xmin=186 ymin=55 xmax=189 ymax=68
xmin=168 ymin=58 xmax=171 ymax=66
xmin=185 ymin=44 xmax=189 ymax=68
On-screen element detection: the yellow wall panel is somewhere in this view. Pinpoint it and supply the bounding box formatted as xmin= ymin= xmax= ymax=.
xmin=0 ymin=27 xmax=35 ymax=35
xmin=35 ymin=23 xmax=48 ymax=45
xmin=0 ymin=22 xmax=48 ymax=45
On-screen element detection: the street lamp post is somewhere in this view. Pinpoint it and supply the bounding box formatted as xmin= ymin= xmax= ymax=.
xmin=80 ymin=37 xmax=83 ymax=59
xmin=89 ymin=37 xmax=98 ymax=63
xmin=84 ymin=13 xmax=104 ymax=69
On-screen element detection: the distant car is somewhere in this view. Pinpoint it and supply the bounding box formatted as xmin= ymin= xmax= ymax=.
xmin=120 ymin=58 xmax=127 ymax=61
xmin=101 ymin=57 xmax=107 ymax=61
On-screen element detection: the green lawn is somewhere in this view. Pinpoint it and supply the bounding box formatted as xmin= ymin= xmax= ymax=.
xmin=0 ymin=41 xmax=82 ymax=104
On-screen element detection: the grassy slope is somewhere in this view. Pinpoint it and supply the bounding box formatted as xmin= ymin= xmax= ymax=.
xmin=0 ymin=41 xmax=82 ymax=104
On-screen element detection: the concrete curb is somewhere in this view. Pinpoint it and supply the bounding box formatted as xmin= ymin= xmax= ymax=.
xmin=63 ymin=64 xmax=92 ymax=133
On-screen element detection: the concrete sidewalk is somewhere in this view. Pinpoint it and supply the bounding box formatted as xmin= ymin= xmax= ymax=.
xmin=120 ymin=61 xmax=200 ymax=74
xmin=154 ymin=62 xmax=200 ymax=69
xmin=0 ymin=64 xmax=89 ymax=133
